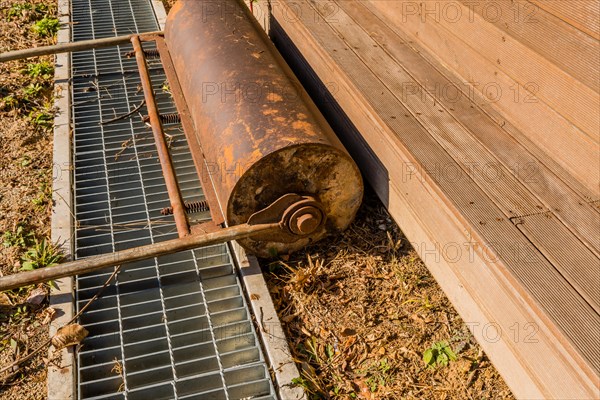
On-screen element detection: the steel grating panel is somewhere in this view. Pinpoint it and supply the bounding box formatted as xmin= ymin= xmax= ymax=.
xmin=70 ymin=0 xmax=276 ymax=398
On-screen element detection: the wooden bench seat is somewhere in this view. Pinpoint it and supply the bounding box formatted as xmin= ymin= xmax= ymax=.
xmin=248 ymin=0 xmax=600 ymax=397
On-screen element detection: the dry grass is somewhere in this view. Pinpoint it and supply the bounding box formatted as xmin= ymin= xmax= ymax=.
xmin=0 ymin=1 xmax=59 ymax=398
xmin=162 ymin=0 xmax=176 ymax=13
xmin=261 ymin=191 xmax=514 ymax=399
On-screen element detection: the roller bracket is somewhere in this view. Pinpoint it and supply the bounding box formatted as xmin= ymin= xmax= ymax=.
xmin=247 ymin=194 xmax=326 ymax=242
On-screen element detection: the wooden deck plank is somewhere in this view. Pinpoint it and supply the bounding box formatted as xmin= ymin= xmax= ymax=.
xmin=267 ymin=11 xmax=600 ymax=397
xmin=461 ymin=0 xmax=599 ymax=92
xmin=296 ymin=0 xmax=600 ymax=372
xmin=529 ymin=0 xmax=600 ymax=40
xmin=365 ymin=0 xmax=600 ymax=194
xmin=358 ymin=2 xmax=600 ymax=205
xmin=260 ymin=1 xmax=600 ymax=396
xmin=384 ymin=0 xmax=600 ymax=139
xmin=361 ymin=0 xmax=599 ymax=203
xmin=336 ymin=1 xmax=600 ymax=255
xmin=516 ymin=212 xmax=600 ymax=314
xmin=319 ymin=4 xmax=548 ymax=219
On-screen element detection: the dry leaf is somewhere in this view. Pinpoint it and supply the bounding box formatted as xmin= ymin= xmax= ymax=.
xmin=26 ymin=287 xmax=47 ymax=305
xmin=0 ymin=292 xmax=12 ymax=306
xmin=341 ymin=327 xmax=356 ymax=337
xmin=300 ymin=361 xmax=316 ymax=377
xmin=51 ymin=324 xmax=89 ymax=350
xmin=343 ymin=335 xmax=357 ymax=348
xmin=41 ymin=307 xmax=57 ymax=324
xmin=354 ymin=379 xmax=373 ymax=399
xmin=365 ymin=332 xmax=380 ymax=342
xmin=281 ymin=313 xmax=297 ymax=323
xmin=319 ymin=327 xmax=329 ymax=338
xmin=111 ymin=358 xmax=123 ymax=375
xmin=300 ymin=326 xmax=313 ymax=337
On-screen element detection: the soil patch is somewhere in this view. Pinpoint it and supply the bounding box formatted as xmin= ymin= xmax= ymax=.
xmin=0 ymin=1 xmax=59 ymax=398
xmin=260 ymin=190 xmax=514 ymax=399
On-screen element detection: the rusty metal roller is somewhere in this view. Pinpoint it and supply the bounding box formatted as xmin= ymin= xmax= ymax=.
xmin=165 ymin=0 xmax=362 ymax=257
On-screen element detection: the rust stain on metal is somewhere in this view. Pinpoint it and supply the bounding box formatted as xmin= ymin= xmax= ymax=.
xmin=21 ymin=1 xmax=362 ymax=256
xmin=165 ymin=0 xmax=363 ymax=257
xmin=190 ymin=221 xmax=222 ymax=235
xmin=160 ymin=200 xmax=210 ymax=216
xmin=155 ymin=35 xmax=226 ymax=225
xmin=131 ymin=35 xmax=190 ymax=238
xmin=143 ymin=112 xmax=182 ymax=125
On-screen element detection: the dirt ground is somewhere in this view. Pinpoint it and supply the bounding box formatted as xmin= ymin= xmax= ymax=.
xmin=260 ymin=189 xmax=514 ymax=399
xmin=0 ymin=1 xmax=59 ymax=398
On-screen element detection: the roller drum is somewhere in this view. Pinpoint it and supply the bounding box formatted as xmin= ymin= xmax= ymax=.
xmin=165 ymin=0 xmax=362 ymax=257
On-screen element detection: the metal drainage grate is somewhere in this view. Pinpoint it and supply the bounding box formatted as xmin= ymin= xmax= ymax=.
xmin=70 ymin=0 xmax=276 ymax=398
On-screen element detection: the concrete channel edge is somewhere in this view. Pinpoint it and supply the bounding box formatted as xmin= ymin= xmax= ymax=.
xmin=48 ymin=0 xmax=75 ymax=398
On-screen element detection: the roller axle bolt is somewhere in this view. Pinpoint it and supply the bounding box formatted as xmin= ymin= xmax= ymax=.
xmin=287 ymin=204 xmax=324 ymax=236
xmin=295 ymin=214 xmax=320 ymax=235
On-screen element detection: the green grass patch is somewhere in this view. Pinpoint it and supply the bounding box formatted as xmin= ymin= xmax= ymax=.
xmin=32 ymin=17 xmax=59 ymax=38
xmin=423 ymin=340 xmax=457 ymax=369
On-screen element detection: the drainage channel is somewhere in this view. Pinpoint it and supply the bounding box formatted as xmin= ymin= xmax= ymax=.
xmin=69 ymin=0 xmax=276 ymax=398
